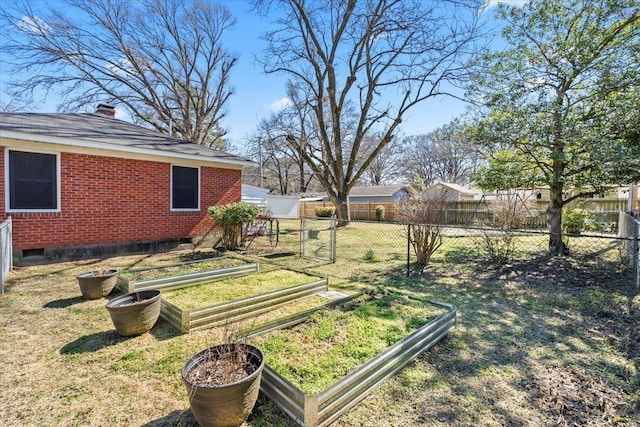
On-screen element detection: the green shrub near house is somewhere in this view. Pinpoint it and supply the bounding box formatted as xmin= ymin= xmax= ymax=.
xmin=208 ymin=202 xmax=259 ymax=250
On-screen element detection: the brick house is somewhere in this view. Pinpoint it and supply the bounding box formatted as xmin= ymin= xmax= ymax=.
xmin=0 ymin=106 xmax=251 ymax=264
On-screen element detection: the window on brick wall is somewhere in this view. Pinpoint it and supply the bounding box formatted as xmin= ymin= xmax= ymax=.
xmin=171 ymin=165 xmax=199 ymax=210
xmin=6 ymin=149 xmax=59 ymax=211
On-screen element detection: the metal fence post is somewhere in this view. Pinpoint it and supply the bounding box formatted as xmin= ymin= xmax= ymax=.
xmin=407 ymin=224 xmax=411 ymax=277
xmin=0 ymin=223 xmax=3 ymax=295
xmin=331 ymin=215 xmax=337 ymax=263
xmin=634 ymin=219 xmax=639 ymax=294
xmin=300 ymin=217 xmax=304 ymax=258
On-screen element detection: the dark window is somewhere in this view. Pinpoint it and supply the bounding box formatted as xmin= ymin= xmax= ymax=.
xmin=8 ymin=150 xmax=58 ymax=210
xmin=172 ymin=166 xmax=199 ymax=209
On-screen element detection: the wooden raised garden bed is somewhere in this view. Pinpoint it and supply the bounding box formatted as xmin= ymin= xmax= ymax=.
xmin=251 ymin=291 xmax=456 ymax=426
xmin=116 ymin=256 xmax=257 ymax=293
xmin=160 ymin=269 xmax=329 ymax=332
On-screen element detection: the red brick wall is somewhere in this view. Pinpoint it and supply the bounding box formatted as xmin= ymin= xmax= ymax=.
xmin=1 ymin=149 xmax=241 ymax=250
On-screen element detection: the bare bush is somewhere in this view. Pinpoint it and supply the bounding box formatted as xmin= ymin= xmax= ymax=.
xmin=478 ymin=193 xmax=536 ymax=264
xmin=397 ymin=198 xmax=448 ymax=272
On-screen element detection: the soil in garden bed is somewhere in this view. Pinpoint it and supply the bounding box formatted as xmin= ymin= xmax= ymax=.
xmin=119 ymin=256 xmax=247 ymax=282
xmin=250 ymin=290 xmax=448 ymax=395
xmin=161 ymin=269 xmax=323 ymax=311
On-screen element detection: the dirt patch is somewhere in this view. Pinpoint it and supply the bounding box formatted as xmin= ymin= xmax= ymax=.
xmin=527 ymin=364 xmax=638 ymax=425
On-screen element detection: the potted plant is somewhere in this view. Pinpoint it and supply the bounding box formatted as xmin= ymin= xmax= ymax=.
xmin=105 ymin=290 xmax=161 ymax=336
xmin=76 ymin=269 xmax=118 ymax=299
xmin=182 ymin=342 xmax=265 ymax=427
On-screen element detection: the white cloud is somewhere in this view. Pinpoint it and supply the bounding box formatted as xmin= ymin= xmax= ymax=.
xmin=268 ymin=97 xmax=291 ymax=111
xmin=483 ymin=0 xmax=528 ymax=9
xmin=17 ymin=15 xmax=50 ymax=35
xmin=106 ymin=57 xmax=135 ymax=77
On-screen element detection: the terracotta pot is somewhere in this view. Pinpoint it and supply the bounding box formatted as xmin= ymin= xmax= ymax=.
xmin=182 ymin=344 xmax=265 ymax=427
xmin=105 ymin=290 xmax=161 ymax=336
xmin=76 ymin=269 xmax=118 ymax=299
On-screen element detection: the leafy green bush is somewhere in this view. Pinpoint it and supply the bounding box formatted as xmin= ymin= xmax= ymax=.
xmin=315 ymin=206 xmax=336 ymax=218
xmin=375 ymin=205 xmax=385 ymax=221
xmin=563 ymin=209 xmax=605 ymax=234
xmin=208 ymin=202 xmax=259 ymax=250
xmin=363 ymin=249 xmax=378 ymax=261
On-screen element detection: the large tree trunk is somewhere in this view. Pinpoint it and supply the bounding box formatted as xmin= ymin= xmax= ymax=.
xmin=547 ymin=185 xmax=567 ymax=255
xmin=333 ymin=198 xmax=350 ymax=227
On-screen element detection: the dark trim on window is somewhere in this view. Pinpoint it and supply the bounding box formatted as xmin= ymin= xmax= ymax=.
xmin=171 ymin=165 xmax=200 ymax=211
xmin=6 ymin=149 xmax=60 ymax=212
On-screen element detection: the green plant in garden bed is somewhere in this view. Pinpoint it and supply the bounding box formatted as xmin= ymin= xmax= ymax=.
xmin=119 ymin=257 xmax=246 ymax=281
xmin=161 ymin=269 xmax=322 ymax=311
xmin=251 ymin=290 xmax=446 ymax=395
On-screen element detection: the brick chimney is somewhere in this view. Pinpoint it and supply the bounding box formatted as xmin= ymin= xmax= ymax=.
xmin=95 ymin=104 xmax=116 ymax=117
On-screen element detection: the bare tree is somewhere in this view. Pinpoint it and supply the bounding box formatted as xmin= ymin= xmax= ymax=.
xmin=0 ymin=91 xmax=33 ymax=112
xmin=359 ymin=133 xmax=404 ymax=186
xmin=244 ymin=82 xmax=317 ymax=194
xmin=402 ymin=119 xmax=481 ymax=187
xmin=255 ymin=0 xmax=483 ymax=223
xmin=0 ymin=0 xmax=236 ymax=147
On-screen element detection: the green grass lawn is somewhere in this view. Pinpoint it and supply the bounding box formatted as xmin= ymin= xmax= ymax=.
xmin=161 ymin=269 xmax=323 ymax=311
xmin=252 ymin=290 xmax=446 ymax=394
xmin=1 ymin=229 xmax=638 ymax=426
xmin=119 ymin=255 xmax=247 ymax=281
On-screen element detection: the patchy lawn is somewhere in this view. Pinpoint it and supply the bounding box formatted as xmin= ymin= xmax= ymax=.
xmin=0 ymin=243 xmax=638 ymax=426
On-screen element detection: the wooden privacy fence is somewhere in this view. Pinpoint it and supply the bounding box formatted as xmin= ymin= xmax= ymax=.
xmin=300 ymin=201 xmax=397 ymax=221
xmin=299 ymin=198 xmax=627 ymax=228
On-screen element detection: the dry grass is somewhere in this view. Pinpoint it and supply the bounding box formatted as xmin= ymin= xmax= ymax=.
xmin=1 ymin=242 xmax=639 ymax=426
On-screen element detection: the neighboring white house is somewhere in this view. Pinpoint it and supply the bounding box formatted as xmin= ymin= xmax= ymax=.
xmin=319 ymin=184 xmax=419 ymax=203
xmin=421 ymin=181 xmax=482 ymax=201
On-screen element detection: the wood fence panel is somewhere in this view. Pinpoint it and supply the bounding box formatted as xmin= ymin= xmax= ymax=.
xmin=299 ymin=198 xmax=626 ymax=228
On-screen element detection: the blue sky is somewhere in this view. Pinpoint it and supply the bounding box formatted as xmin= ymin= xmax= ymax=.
xmin=0 ymin=0 xmax=519 ymax=146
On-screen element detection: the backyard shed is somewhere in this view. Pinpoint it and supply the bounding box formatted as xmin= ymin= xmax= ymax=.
xmin=242 ymin=184 xmax=300 ymax=219
xmin=241 ymin=184 xmax=269 ymax=207
xmin=0 ymin=107 xmax=252 ymax=264
xmin=266 ymin=194 xmax=300 ymax=219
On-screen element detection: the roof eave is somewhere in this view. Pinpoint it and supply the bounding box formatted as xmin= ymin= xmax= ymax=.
xmin=0 ymin=129 xmax=253 ymax=167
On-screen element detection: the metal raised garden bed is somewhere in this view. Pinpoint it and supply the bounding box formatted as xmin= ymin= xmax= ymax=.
xmin=259 ymin=300 xmax=456 ymax=427
xmin=160 ymin=273 xmax=330 ymax=333
xmin=116 ymin=257 xmax=259 ymax=293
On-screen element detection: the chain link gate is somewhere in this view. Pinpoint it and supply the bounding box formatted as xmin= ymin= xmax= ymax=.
xmin=301 ymin=216 xmax=336 ymax=262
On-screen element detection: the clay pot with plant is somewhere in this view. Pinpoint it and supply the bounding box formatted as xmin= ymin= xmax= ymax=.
xmin=105 ymin=290 xmax=161 ymax=336
xmin=182 ymin=341 xmax=265 ymax=427
xmin=76 ymin=269 xmax=118 ymax=299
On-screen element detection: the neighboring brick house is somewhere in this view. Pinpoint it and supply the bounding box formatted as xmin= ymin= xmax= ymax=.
xmin=0 ymin=106 xmax=251 ymax=264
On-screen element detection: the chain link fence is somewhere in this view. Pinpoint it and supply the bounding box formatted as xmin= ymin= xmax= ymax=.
xmin=619 ymin=212 xmax=640 ymax=293
xmin=245 ymin=217 xmax=637 ymax=287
